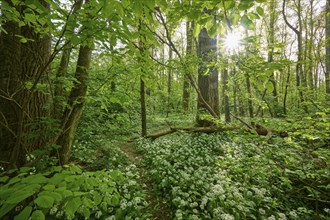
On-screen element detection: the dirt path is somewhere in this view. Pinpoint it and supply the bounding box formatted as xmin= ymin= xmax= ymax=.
xmin=120 ymin=142 xmax=172 ymax=220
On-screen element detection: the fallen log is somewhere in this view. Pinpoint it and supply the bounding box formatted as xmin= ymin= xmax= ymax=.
xmin=146 ymin=126 xmax=236 ymax=140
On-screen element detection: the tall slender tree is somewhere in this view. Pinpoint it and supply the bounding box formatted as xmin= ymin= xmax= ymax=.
xmin=182 ymin=21 xmax=193 ymax=113
xmin=55 ymin=0 xmax=94 ymax=165
xmin=326 ymin=0 xmax=330 ymax=94
xmin=283 ymin=0 xmax=307 ymax=111
xmin=53 ymin=0 xmax=83 ymax=119
xmin=267 ymin=0 xmax=279 ymax=115
xmin=222 ymin=62 xmax=231 ymax=122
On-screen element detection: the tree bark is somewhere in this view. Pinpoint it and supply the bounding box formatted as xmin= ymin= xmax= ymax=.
xmin=326 ymin=0 xmax=330 ymax=94
xmin=306 ymin=0 xmax=314 ymax=90
xmin=0 ymin=0 xmax=51 ymax=169
xmin=138 ymin=19 xmax=147 ymax=137
xmin=282 ymin=0 xmax=307 ymax=111
xmin=53 ymin=0 xmax=83 ymax=119
xmin=140 ymin=78 xmax=147 ymax=137
xmin=0 ymin=1 xmax=22 ymax=168
xmin=182 ymin=21 xmax=193 ymax=113
xmin=56 ymin=44 xmax=92 ymax=165
xmin=197 ymin=27 xmax=219 ymax=125
xmin=166 ymin=48 xmax=172 ymax=117
xmin=246 ymin=73 xmax=254 ymax=118
xmin=222 ymin=63 xmax=230 ymax=122
xmin=146 ymin=126 xmax=236 ymax=140
xmin=268 ymin=0 xmax=279 ymax=116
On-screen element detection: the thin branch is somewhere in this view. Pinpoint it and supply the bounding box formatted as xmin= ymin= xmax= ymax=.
xmin=153 ymin=7 xmax=219 ymax=118
xmin=282 ymin=0 xmax=300 ymax=35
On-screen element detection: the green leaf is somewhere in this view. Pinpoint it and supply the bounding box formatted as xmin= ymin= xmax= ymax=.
xmin=238 ymin=0 xmax=254 ymax=11
xmin=22 ymin=174 xmax=48 ymax=184
xmin=205 ymin=19 xmax=213 ymax=31
xmin=0 ymin=176 xmax=9 ymax=183
xmin=12 ymin=0 xmax=21 ymax=5
xmin=266 ymin=81 xmax=274 ymax=92
xmin=223 ymin=1 xmax=235 ymax=10
xmin=193 ymin=24 xmax=202 ymax=38
xmin=55 ymin=187 xmax=73 ymax=198
xmin=115 ymin=2 xmax=124 ymax=17
xmin=35 ymin=195 xmax=55 ymax=209
xmin=24 ymin=13 xmax=37 ymax=24
xmin=144 ymin=0 xmax=155 ymax=11
xmin=82 ymin=197 xmax=94 ymax=208
xmin=14 ymin=206 xmax=32 ymax=220
xmin=92 ymin=191 xmax=102 ymax=206
xmin=0 ymin=188 xmax=38 ymax=218
xmin=78 ymin=206 xmax=90 ymax=218
xmin=111 ymin=194 xmax=120 ymax=206
xmin=0 ymin=203 xmax=17 ymax=219
xmin=37 ymin=190 xmax=62 ymax=205
xmin=69 ymin=165 xmax=82 ymax=174
xmin=30 ymin=210 xmax=45 ymax=220
xmin=256 ymin=6 xmax=264 ymax=16
xmin=42 ymin=184 xmax=55 ymax=191
xmin=109 ymin=170 xmax=125 ymax=182
xmin=49 ymin=173 xmax=66 ymax=186
xmin=241 ymin=15 xmax=254 ymax=30
xmin=65 ymin=197 xmax=81 ymax=217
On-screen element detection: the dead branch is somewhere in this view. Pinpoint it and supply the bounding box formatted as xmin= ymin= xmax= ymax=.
xmin=146 ymin=126 xmax=236 ymax=140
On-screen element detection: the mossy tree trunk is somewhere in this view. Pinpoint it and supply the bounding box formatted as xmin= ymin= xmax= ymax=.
xmin=268 ymin=0 xmax=279 ymax=116
xmin=222 ymin=64 xmax=230 ymax=123
xmin=56 ymin=45 xmax=92 ymax=165
xmin=182 ymin=21 xmax=193 ymax=113
xmin=53 ymin=0 xmax=83 ymax=120
xmin=197 ymin=27 xmax=219 ymax=126
xmin=0 ymin=0 xmax=51 ymax=169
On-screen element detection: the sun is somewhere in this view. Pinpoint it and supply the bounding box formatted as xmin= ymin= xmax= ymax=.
xmin=224 ymin=31 xmax=242 ymax=50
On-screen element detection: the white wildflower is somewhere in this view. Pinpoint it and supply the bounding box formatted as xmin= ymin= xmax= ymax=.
xmin=289 ymin=211 xmax=297 ymax=218
xmin=95 ymin=210 xmax=102 ymax=219
xmin=220 ymin=213 xmax=234 ymax=220
xmin=55 ymin=211 xmax=64 ymax=218
xmin=259 ymin=208 xmax=265 ymax=215
xmin=278 ymin=213 xmax=287 ymax=220
xmin=49 ymin=205 xmax=58 ymax=215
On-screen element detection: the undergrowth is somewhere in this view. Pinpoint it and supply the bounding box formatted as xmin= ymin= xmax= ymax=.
xmin=137 ymin=132 xmax=330 ymax=219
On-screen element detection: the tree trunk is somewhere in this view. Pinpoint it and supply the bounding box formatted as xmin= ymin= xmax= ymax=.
xmin=166 ymin=48 xmax=172 ymax=117
xmin=56 ymin=44 xmax=92 ymax=165
xmin=0 ymin=0 xmax=51 ymax=169
xmin=233 ymin=81 xmax=238 ymax=114
xmin=138 ymin=19 xmax=147 ymax=137
xmin=282 ymin=0 xmax=307 ymax=111
xmin=182 ymin=21 xmax=193 ymax=113
xmin=326 ymin=0 xmax=330 ymax=94
xmin=0 ymin=1 xmax=22 ymax=168
xmin=268 ymin=0 xmax=279 ymax=116
xmin=140 ymin=79 xmax=147 ymax=137
xmin=246 ymin=74 xmax=254 ymax=118
xmin=307 ymin=0 xmax=314 ymax=90
xmin=283 ymin=66 xmax=291 ymax=115
xmin=222 ymin=63 xmax=230 ymax=123
xmin=196 ymin=27 xmax=219 ymax=125
xmin=53 ymin=0 xmax=83 ymax=119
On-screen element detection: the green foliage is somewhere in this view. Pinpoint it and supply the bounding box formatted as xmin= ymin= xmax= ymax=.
xmin=137 ymin=132 xmax=329 ymax=219
xmin=0 ymin=164 xmax=148 ymax=219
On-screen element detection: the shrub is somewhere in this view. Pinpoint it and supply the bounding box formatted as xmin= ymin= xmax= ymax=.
xmin=0 ymin=164 xmax=148 ymax=220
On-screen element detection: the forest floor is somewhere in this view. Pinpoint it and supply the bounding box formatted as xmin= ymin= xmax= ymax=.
xmin=120 ymin=141 xmax=172 ymax=219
